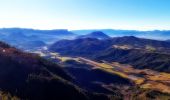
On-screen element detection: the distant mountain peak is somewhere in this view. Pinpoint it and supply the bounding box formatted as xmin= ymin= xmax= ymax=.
xmin=90 ymin=31 xmax=108 ymax=36
xmin=123 ymin=36 xmax=137 ymax=38
xmin=77 ymin=31 xmax=110 ymax=39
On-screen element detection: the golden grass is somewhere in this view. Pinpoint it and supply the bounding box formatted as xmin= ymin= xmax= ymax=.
xmin=98 ymin=62 xmax=170 ymax=93
xmin=147 ymin=72 xmax=170 ymax=81
xmin=134 ymin=78 xmax=145 ymax=85
xmin=56 ymin=57 xmax=70 ymax=62
xmin=98 ymin=63 xmax=113 ymax=69
xmin=141 ymin=82 xmax=170 ymax=93
xmin=56 ymin=56 xmax=81 ymax=62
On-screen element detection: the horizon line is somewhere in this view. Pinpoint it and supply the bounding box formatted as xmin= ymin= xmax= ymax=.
xmin=0 ymin=27 xmax=170 ymax=31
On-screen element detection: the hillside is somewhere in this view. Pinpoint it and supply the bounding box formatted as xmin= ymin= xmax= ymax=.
xmin=45 ymin=51 xmax=170 ymax=100
xmin=49 ymin=38 xmax=111 ymax=56
xmin=0 ymin=41 xmax=114 ymax=100
xmin=50 ymin=36 xmax=170 ymax=53
xmin=95 ymin=48 xmax=170 ymax=72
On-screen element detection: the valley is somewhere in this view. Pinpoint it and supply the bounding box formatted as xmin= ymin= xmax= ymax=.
xmin=34 ymin=49 xmax=170 ymax=97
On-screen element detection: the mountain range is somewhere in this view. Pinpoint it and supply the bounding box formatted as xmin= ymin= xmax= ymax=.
xmin=47 ymin=35 xmax=170 ymax=99
xmin=49 ymin=36 xmax=170 ymax=72
xmin=72 ymin=29 xmax=170 ymax=40
xmin=0 ymin=28 xmax=76 ymax=50
xmin=1 ymin=28 xmax=170 ymax=50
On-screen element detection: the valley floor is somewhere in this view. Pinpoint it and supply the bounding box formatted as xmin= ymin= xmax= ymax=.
xmin=77 ymin=57 xmax=170 ymax=94
xmin=33 ymin=50 xmax=170 ymax=99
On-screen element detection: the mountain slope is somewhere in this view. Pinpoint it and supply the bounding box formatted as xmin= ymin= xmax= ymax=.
xmin=0 ymin=41 xmax=115 ymax=100
xmin=49 ymin=36 xmax=170 ymax=72
xmin=95 ymin=48 xmax=170 ymax=72
xmin=49 ymin=38 xmax=111 ymax=56
xmin=49 ymin=36 xmax=170 ymax=56
xmin=109 ymin=36 xmax=170 ymax=48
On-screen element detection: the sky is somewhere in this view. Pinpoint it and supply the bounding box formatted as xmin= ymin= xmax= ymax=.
xmin=0 ymin=0 xmax=170 ymax=30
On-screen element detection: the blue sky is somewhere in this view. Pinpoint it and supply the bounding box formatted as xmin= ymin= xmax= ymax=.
xmin=0 ymin=0 xmax=170 ymax=30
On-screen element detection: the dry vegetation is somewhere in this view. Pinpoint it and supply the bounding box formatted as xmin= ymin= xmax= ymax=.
xmin=75 ymin=57 xmax=170 ymax=94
